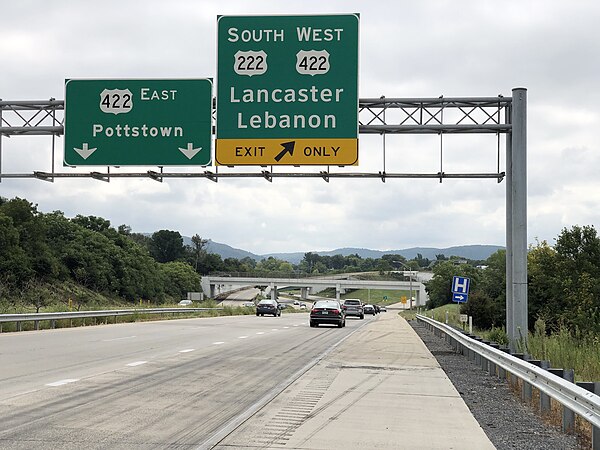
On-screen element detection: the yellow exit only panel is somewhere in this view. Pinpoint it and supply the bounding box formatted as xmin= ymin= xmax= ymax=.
xmin=215 ymin=139 xmax=358 ymax=166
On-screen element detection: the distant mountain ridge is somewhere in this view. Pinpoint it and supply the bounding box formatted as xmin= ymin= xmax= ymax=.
xmin=179 ymin=237 xmax=503 ymax=264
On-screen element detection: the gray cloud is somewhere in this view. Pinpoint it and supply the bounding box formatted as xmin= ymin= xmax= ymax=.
xmin=2 ymin=0 xmax=599 ymax=254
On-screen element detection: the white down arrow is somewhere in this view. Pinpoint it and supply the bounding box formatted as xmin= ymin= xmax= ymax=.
xmin=74 ymin=143 xmax=97 ymax=160
xmin=178 ymin=143 xmax=202 ymax=160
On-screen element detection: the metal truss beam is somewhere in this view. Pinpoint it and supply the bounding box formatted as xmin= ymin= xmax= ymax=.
xmin=0 ymin=100 xmax=63 ymax=136
xmin=0 ymin=95 xmax=510 ymax=181
xmin=0 ymin=171 xmax=504 ymax=181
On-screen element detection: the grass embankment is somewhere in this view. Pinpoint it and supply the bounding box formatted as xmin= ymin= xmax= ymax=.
xmin=0 ymin=299 xmax=262 ymax=333
xmin=0 ymin=281 xmax=266 ymax=333
xmin=411 ymin=304 xmax=600 ymax=382
xmin=317 ymin=287 xmax=412 ymax=307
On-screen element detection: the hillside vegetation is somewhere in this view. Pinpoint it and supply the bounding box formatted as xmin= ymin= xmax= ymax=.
xmin=424 ymin=225 xmax=600 ymax=337
xmin=0 ymin=197 xmax=199 ymax=311
xmin=0 ymin=196 xmax=451 ymax=312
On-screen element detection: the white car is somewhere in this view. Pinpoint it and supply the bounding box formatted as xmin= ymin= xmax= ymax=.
xmin=178 ymin=300 xmax=192 ymax=306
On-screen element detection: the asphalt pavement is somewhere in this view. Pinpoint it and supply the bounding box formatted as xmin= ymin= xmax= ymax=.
xmin=216 ymin=309 xmax=495 ymax=449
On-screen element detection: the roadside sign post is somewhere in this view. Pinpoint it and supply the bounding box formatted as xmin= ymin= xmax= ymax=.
xmin=451 ymin=276 xmax=470 ymax=304
xmin=216 ymin=14 xmax=359 ymax=166
xmin=64 ymin=79 xmax=213 ymax=166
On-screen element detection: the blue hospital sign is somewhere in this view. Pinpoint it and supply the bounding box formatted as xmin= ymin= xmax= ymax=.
xmin=451 ymin=276 xmax=470 ymax=303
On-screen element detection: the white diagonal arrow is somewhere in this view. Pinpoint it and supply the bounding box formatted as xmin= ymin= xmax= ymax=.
xmin=73 ymin=143 xmax=97 ymax=160
xmin=178 ymin=142 xmax=202 ymax=160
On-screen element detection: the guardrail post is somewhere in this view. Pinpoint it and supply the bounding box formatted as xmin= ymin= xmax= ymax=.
xmin=17 ymin=321 xmax=22 ymax=332
xmin=523 ymin=359 xmax=541 ymax=403
xmin=34 ymin=320 xmax=39 ymax=331
xmin=498 ymin=347 xmax=510 ymax=379
xmin=489 ymin=343 xmax=499 ymax=376
xmin=562 ymin=369 xmax=576 ymax=433
xmin=512 ymin=353 xmax=524 ymax=386
xmin=548 ymin=368 xmax=576 ymax=432
xmin=532 ymin=360 xmax=551 ymax=413
xmin=50 ymin=319 xmax=56 ymax=329
xmin=474 ymin=337 xmax=483 ymax=366
xmin=576 ymin=382 xmax=600 ymax=449
xmin=481 ymin=341 xmax=490 ymax=372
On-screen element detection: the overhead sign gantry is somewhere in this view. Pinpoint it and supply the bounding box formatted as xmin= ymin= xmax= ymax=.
xmin=215 ymin=14 xmax=359 ymax=166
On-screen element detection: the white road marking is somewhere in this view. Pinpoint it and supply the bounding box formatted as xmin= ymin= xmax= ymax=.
xmin=271 ymin=329 xmax=279 ymax=331
xmin=283 ymin=326 xmax=290 ymax=329
xmin=103 ymin=335 xmax=136 ymax=342
xmin=256 ymin=332 xmax=265 ymax=335
xmin=46 ymin=379 xmax=79 ymax=387
xmin=179 ymin=349 xmax=195 ymax=353
xmin=127 ymin=361 xmax=147 ymax=367
xmin=213 ymin=341 xmax=225 ymax=345
xmin=238 ymin=336 xmax=249 ymax=339
xmin=293 ymin=325 xmax=300 ymax=327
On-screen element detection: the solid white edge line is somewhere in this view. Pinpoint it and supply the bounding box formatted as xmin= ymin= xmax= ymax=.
xmin=212 ymin=341 xmax=225 ymax=345
xmin=179 ymin=349 xmax=195 ymax=353
xmin=238 ymin=336 xmax=249 ymax=339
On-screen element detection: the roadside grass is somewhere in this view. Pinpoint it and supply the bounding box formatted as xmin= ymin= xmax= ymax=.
xmin=318 ymin=288 xmax=412 ymax=307
xmin=0 ymin=298 xmax=277 ymax=334
xmin=413 ymin=304 xmax=600 ymax=382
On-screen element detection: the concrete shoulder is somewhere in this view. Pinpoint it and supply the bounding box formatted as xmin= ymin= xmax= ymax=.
xmin=217 ymin=313 xmax=495 ymax=449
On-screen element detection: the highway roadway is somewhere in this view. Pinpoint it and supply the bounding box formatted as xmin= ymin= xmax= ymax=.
xmin=0 ymin=312 xmax=372 ymax=449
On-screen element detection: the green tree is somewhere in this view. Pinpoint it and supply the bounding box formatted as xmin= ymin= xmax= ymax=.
xmin=425 ymin=261 xmax=480 ymax=309
xmin=461 ymin=251 xmax=505 ymax=328
xmin=161 ymin=261 xmax=201 ymax=298
xmin=149 ymin=230 xmax=185 ymax=263
xmin=190 ymin=234 xmax=209 ymax=272
xmin=197 ymin=252 xmax=224 ymax=275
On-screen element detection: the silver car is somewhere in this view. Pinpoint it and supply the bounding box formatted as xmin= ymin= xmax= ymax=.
xmin=342 ymin=298 xmax=364 ymax=319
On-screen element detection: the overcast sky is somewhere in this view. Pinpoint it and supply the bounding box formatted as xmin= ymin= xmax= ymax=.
xmin=1 ymin=0 xmax=599 ymax=255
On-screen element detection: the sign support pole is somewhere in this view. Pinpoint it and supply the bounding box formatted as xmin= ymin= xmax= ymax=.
xmin=509 ymin=88 xmax=528 ymax=351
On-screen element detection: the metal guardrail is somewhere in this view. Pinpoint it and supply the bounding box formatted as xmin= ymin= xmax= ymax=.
xmin=416 ymin=314 xmax=600 ymax=430
xmin=0 ymin=308 xmax=224 ymax=330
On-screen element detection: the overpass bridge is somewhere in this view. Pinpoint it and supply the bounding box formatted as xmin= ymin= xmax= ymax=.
xmin=201 ymin=274 xmax=429 ymax=306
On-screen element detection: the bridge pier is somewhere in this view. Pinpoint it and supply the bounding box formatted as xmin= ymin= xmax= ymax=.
xmin=301 ymin=287 xmax=309 ymax=300
xmin=270 ymin=283 xmax=278 ymax=301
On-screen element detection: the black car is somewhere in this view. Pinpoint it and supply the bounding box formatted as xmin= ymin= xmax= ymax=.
xmin=363 ymin=304 xmax=376 ymax=315
xmin=256 ymin=299 xmax=281 ymax=317
xmin=310 ymin=300 xmax=346 ymax=328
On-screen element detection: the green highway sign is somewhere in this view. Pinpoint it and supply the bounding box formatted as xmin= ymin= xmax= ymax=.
xmin=64 ymin=79 xmax=212 ymax=166
xmin=216 ymin=14 xmax=359 ymax=166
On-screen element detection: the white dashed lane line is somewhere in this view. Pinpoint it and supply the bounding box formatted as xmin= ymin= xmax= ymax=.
xmin=42 ymin=326 xmax=304 ymax=390
xmin=127 ymin=361 xmax=148 ymax=367
xmin=102 ymin=335 xmax=137 ymax=342
xmin=46 ymin=379 xmax=79 ymax=387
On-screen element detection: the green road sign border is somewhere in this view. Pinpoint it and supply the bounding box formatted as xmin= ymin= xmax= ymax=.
xmin=64 ymin=78 xmax=213 ymax=167
xmin=216 ymin=13 xmax=359 ymax=165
